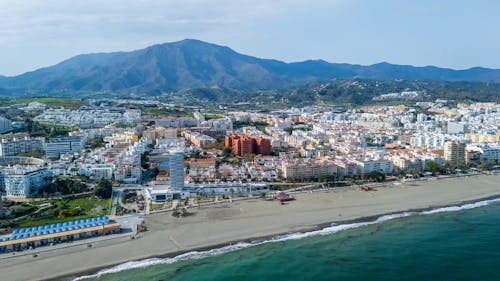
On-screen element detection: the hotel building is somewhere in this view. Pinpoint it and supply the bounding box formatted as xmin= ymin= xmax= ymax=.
xmin=444 ymin=141 xmax=466 ymax=166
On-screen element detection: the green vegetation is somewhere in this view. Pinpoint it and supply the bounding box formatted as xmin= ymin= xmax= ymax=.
xmin=480 ymin=161 xmax=498 ymax=171
xmin=90 ymin=136 xmax=105 ymax=148
xmin=17 ymin=119 xmax=75 ymax=139
xmin=43 ymin=176 xmax=88 ymax=196
xmin=425 ymin=161 xmax=443 ymax=174
xmin=204 ymin=113 xmax=225 ymax=120
xmin=233 ymin=121 xmax=269 ymax=130
xmin=166 ymin=79 xmax=500 ymax=109
xmin=0 ymin=97 xmax=86 ymax=109
xmin=187 ymin=151 xmax=204 ymax=159
xmin=141 ymin=151 xmax=150 ymax=169
xmin=361 ymin=171 xmax=386 ymax=182
xmin=142 ymin=106 xmax=193 ymax=117
xmin=0 ymin=196 xmax=110 ymax=229
xmin=95 ymin=179 xmax=113 ymax=199
xmin=219 ymin=156 xmax=241 ymax=165
xmin=243 ymin=153 xmax=255 ymax=163
xmin=16 ymin=150 xmax=45 ymax=158
xmin=204 ymin=137 xmax=226 ymax=150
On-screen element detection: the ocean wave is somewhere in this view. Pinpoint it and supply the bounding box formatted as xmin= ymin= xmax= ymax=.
xmin=421 ymin=198 xmax=500 ymax=215
xmin=74 ymin=197 xmax=500 ymax=280
xmin=73 ymin=243 xmax=254 ymax=280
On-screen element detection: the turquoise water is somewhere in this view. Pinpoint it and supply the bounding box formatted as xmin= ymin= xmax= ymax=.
xmin=81 ymin=200 xmax=500 ymax=281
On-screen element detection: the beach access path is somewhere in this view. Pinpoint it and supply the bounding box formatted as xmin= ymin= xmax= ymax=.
xmin=2 ymin=173 xmax=500 ymax=281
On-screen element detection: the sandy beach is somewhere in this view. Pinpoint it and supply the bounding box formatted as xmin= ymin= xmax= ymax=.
xmin=2 ymin=174 xmax=500 ymax=281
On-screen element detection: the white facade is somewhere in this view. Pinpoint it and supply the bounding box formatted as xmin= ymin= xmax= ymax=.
xmin=2 ymin=170 xmax=52 ymax=198
xmin=80 ymin=164 xmax=114 ymax=180
xmin=0 ymin=157 xmax=51 ymax=198
xmin=46 ymin=136 xmax=86 ymax=159
xmin=281 ymin=159 xmax=337 ymax=179
xmin=355 ymin=159 xmax=394 ymax=174
xmin=168 ymin=149 xmax=185 ymax=192
xmin=0 ymin=137 xmax=45 ymax=156
xmin=0 ymin=117 xmax=13 ymax=134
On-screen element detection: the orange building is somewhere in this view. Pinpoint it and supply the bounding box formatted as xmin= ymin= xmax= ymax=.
xmin=255 ymin=137 xmax=271 ymax=155
xmin=224 ymin=134 xmax=271 ymax=156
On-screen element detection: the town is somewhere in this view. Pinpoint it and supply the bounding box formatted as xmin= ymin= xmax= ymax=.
xmin=0 ymin=98 xmax=499 ymax=253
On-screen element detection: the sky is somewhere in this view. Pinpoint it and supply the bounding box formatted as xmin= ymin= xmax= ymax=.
xmin=1 ymin=0 xmax=499 ymax=76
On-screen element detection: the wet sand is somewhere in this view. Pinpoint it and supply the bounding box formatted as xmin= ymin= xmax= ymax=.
xmin=2 ymin=174 xmax=500 ymax=281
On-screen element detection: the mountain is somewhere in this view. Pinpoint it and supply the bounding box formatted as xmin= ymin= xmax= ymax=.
xmin=1 ymin=39 xmax=500 ymax=94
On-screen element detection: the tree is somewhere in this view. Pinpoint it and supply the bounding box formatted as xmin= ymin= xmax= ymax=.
xmin=95 ymin=179 xmax=113 ymax=199
xmin=480 ymin=161 xmax=496 ymax=171
xmin=364 ymin=171 xmax=385 ymax=182
xmin=141 ymin=152 xmax=150 ymax=169
xmin=90 ymin=137 xmax=105 ymax=148
xmin=425 ymin=161 xmax=442 ymax=174
xmin=243 ymin=153 xmax=255 ymax=163
xmin=223 ymin=147 xmax=232 ymax=156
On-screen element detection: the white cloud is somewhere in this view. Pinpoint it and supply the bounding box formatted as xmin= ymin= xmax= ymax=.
xmin=0 ymin=0 xmax=498 ymax=75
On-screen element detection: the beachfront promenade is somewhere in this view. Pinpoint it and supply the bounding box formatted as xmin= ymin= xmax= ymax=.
xmin=1 ymin=174 xmax=500 ymax=281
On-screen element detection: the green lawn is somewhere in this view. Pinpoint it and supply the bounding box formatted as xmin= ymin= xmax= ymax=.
xmin=0 ymin=97 xmax=87 ymax=109
xmin=15 ymin=197 xmax=110 ymax=228
xmin=143 ymin=106 xmax=193 ymax=117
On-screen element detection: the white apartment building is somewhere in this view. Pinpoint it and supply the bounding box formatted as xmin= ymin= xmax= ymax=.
xmin=355 ymin=159 xmax=394 ymax=175
xmin=45 ymin=136 xmax=86 ymax=159
xmin=114 ymin=163 xmax=142 ymax=183
xmin=80 ymin=164 xmax=114 ymax=180
xmin=0 ymin=137 xmax=45 ymax=156
xmin=0 ymin=157 xmax=52 ymax=198
xmin=0 ymin=117 xmax=13 ymax=134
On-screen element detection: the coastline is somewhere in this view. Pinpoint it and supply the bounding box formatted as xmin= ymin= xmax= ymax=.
xmin=2 ymin=173 xmax=500 ymax=281
xmin=57 ymin=194 xmax=500 ymax=281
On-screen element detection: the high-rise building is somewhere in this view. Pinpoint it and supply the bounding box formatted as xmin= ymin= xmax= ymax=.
xmin=255 ymin=137 xmax=271 ymax=155
xmin=444 ymin=141 xmax=466 ymax=166
xmin=0 ymin=157 xmax=52 ymax=198
xmin=0 ymin=194 xmax=4 ymax=217
xmin=0 ymin=136 xmax=45 ymax=156
xmin=168 ymin=149 xmax=184 ymax=192
xmin=45 ymin=135 xmax=86 ymax=159
xmin=0 ymin=117 xmax=13 ymax=134
xmin=447 ymin=121 xmax=468 ymax=134
xmin=224 ymin=134 xmax=271 ymax=156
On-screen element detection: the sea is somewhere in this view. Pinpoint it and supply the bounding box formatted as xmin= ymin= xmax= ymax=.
xmin=77 ymin=198 xmax=500 ymax=281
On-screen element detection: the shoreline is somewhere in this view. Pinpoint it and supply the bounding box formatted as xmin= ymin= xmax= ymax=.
xmin=52 ymin=195 xmax=500 ymax=281
xmin=2 ymin=173 xmax=500 ymax=281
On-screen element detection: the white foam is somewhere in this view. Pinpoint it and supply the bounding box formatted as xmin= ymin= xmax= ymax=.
xmin=73 ymin=243 xmax=253 ymax=280
xmin=74 ymin=197 xmax=500 ymax=280
xmin=421 ymin=198 xmax=500 ymax=215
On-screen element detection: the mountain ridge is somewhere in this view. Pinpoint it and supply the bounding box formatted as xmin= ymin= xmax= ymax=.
xmin=1 ymin=39 xmax=500 ymax=94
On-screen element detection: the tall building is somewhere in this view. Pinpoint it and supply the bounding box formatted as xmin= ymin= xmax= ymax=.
xmin=447 ymin=122 xmax=468 ymax=134
xmin=0 ymin=136 xmax=45 ymax=156
xmin=281 ymin=159 xmax=337 ymax=180
xmin=255 ymin=137 xmax=271 ymax=155
xmin=0 ymin=194 xmax=4 ymax=217
xmin=0 ymin=117 xmax=13 ymax=134
xmin=168 ymin=149 xmax=184 ymax=192
xmin=0 ymin=157 xmax=52 ymax=198
xmin=224 ymin=134 xmax=271 ymax=156
xmin=45 ymin=135 xmax=86 ymax=159
xmin=444 ymin=141 xmax=466 ymax=166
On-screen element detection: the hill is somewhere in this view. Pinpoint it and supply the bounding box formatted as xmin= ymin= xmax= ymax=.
xmin=1 ymin=39 xmax=500 ymax=94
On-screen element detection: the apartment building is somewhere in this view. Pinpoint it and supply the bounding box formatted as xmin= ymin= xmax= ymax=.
xmin=444 ymin=141 xmax=466 ymax=166
xmin=0 ymin=136 xmax=45 ymax=156
xmin=45 ymin=136 xmax=86 ymax=159
xmin=281 ymin=159 xmax=337 ymax=180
